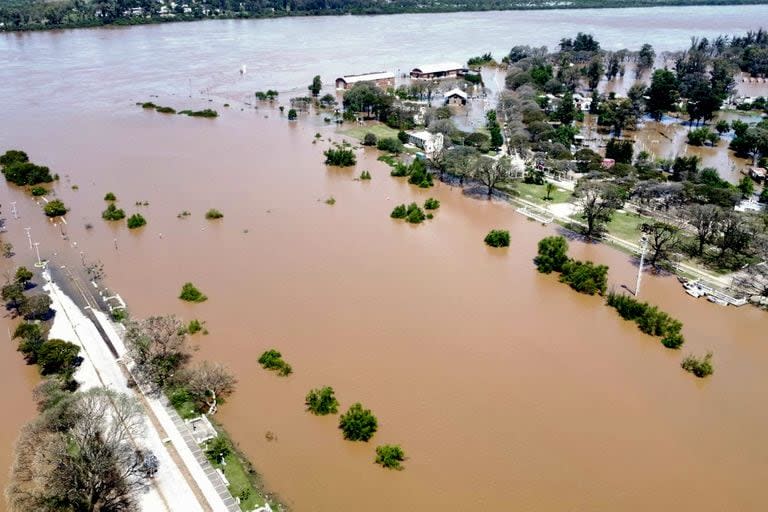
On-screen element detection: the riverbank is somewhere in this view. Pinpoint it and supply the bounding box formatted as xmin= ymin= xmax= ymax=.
xmin=2 ymin=0 xmax=767 ymax=32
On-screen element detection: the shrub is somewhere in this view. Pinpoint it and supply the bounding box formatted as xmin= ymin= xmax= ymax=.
xmin=362 ymin=133 xmax=378 ymax=146
xmin=305 ymin=386 xmax=339 ymax=415
xmin=687 ymin=127 xmax=719 ymax=146
xmin=288 ymin=108 xmax=298 ymax=121
xmin=102 ymin=203 xmax=126 ymax=221
xmin=484 ymin=229 xmax=510 ymax=248
xmin=534 ymin=236 xmax=569 ymax=274
xmin=31 ymin=186 xmax=47 ymax=196
xmin=187 ymin=319 xmax=203 ymax=335
xmin=180 ymin=109 xmax=218 ymax=118
xmin=605 ymin=292 xmax=685 ymax=348
xmin=681 ymin=352 xmax=714 ymax=378
xmin=424 ymin=198 xmax=440 ymax=210
xmin=43 ymin=199 xmax=67 ymax=217
xmin=104 ymin=192 xmax=116 ymax=201
xmin=390 ymin=163 xmax=409 ymax=177
xmin=560 ymin=260 xmax=608 ymax=295
xmin=377 ymin=137 xmax=404 ymax=154
xmin=127 ymin=213 xmax=146 ymax=229
xmin=390 ymin=204 xmax=407 ymax=219
xmin=156 ymin=106 xmax=176 ymax=114
xmin=325 ymin=197 xmax=336 ymax=205
xmin=375 ymin=444 xmax=405 ymax=470
xmin=407 ymin=159 xmax=433 ymax=188
xmin=258 ymin=349 xmax=292 ymax=376
xmin=205 ymin=436 xmax=231 ymax=462
xmin=141 ymin=102 xmax=157 ymax=109
xmin=169 ymin=387 xmax=192 ymax=410
xmin=205 ymin=209 xmax=224 ymax=220
xmin=397 ymin=130 xmax=409 ymax=144
xmin=324 ymin=147 xmax=356 ymax=166
xmin=360 ymin=170 xmax=372 ymax=180
xmin=405 ymin=203 xmax=425 ymax=224
xmin=338 ymin=402 xmax=378 ymax=441
xmin=179 ymin=282 xmax=207 ymax=303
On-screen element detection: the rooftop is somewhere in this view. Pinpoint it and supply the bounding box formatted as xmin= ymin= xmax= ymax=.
xmin=444 ymin=88 xmax=468 ymax=99
xmin=337 ymin=71 xmax=394 ymax=84
xmin=411 ymin=62 xmax=464 ymax=74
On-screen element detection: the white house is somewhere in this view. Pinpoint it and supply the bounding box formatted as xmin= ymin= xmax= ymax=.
xmin=406 ymin=131 xmax=444 ymax=156
xmin=444 ymin=88 xmax=468 ymax=106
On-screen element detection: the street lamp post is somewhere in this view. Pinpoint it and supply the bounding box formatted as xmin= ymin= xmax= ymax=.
xmin=635 ymin=234 xmax=649 ymax=297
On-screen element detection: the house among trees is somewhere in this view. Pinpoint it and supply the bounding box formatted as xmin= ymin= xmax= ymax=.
xmin=444 ymin=88 xmax=468 ymax=106
xmin=410 ymin=63 xmax=465 ymax=80
xmin=406 ymin=131 xmax=444 ymax=156
xmin=335 ymin=71 xmax=395 ymax=90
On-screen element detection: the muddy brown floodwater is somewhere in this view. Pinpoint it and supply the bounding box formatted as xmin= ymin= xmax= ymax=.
xmin=1 ymin=7 xmax=768 ymax=512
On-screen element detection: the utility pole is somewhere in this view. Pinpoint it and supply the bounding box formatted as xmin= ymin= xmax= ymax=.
xmin=10 ymin=202 xmax=18 ymax=219
xmin=24 ymin=227 xmax=32 ymax=250
xmin=635 ymin=234 xmax=649 ymax=297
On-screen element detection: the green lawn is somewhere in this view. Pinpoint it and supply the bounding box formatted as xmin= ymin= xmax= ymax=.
xmin=342 ymin=123 xmax=400 ymax=142
xmin=501 ymin=181 xmax=573 ymax=205
xmin=606 ymin=211 xmax=649 ymax=241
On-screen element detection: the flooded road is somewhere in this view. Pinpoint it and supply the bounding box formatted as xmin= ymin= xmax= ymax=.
xmin=1 ymin=6 xmax=768 ymax=511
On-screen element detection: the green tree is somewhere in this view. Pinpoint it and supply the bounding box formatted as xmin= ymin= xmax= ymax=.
xmin=681 ymin=352 xmax=714 ymax=378
xmin=43 ymin=199 xmax=67 ymax=217
xmin=324 ymin=147 xmax=357 ymax=166
xmin=362 ymin=133 xmax=378 ymax=146
xmin=305 ymin=386 xmax=339 ymax=415
xmin=586 ymin=57 xmax=604 ymax=90
xmin=19 ymin=293 xmax=52 ymax=320
xmin=484 ymin=229 xmax=510 ymax=248
xmin=554 ymin=92 xmax=576 ymax=125
xmin=36 ymin=339 xmax=80 ymax=376
xmin=641 ymin=222 xmax=682 ymax=268
xmin=559 ymin=260 xmax=609 ymax=295
xmin=127 ymin=213 xmax=146 ymax=229
xmin=102 ymin=203 xmax=126 ymax=221
xmin=605 ymin=138 xmax=633 ymax=164
xmin=179 ymin=282 xmax=207 ymax=302
xmin=338 ymin=403 xmax=378 ymax=442
xmin=534 ymin=236 xmax=569 ymax=274
xmin=646 ymin=69 xmax=679 ymax=120
xmin=14 ymin=267 xmax=33 ymax=286
xmin=308 ymin=75 xmax=322 ymax=97
xmin=637 ymin=43 xmax=656 ymax=72
xmin=738 ymin=176 xmax=755 ymax=198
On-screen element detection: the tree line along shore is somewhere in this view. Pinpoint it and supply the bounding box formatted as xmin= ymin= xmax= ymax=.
xmin=1 ymin=0 xmax=766 ymax=32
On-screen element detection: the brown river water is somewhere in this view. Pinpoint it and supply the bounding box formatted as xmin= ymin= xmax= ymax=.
xmin=1 ymin=6 xmax=768 ymax=511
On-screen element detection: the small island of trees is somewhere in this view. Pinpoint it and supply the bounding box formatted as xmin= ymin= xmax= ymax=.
xmin=375 ymin=445 xmax=406 ymax=470
xmin=338 ymin=402 xmax=378 ymax=442
xmin=324 ymin=146 xmax=356 ymax=167
xmin=179 ymin=282 xmax=207 ymax=303
xmin=258 ymin=349 xmax=292 ymax=376
xmin=305 ymin=386 xmax=339 ymax=415
xmin=484 ymin=229 xmax=510 ymax=248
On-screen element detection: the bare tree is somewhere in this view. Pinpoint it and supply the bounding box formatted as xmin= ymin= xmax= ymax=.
xmin=686 ymin=204 xmax=721 ymax=256
xmin=180 ymin=361 xmax=237 ymax=415
xmin=472 ymin=156 xmax=512 ymax=198
xmin=124 ymin=315 xmax=189 ymax=389
xmin=641 ymin=221 xmax=682 ymax=268
xmin=8 ymin=388 xmax=149 ymax=512
xmin=574 ymin=181 xmax=623 ymax=239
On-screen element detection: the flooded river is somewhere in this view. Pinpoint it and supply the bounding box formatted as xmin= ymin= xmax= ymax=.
xmin=1 ymin=6 xmax=768 ymax=511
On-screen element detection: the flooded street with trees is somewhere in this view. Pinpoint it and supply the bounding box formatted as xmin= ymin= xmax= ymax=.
xmin=1 ymin=5 xmax=768 ymax=511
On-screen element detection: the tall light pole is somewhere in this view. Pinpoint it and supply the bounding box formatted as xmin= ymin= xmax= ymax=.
xmin=33 ymin=242 xmax=43 ymax=268
xmin=10 ymin=202 xmax=18 ymax=219
xmin=24 ymin=227 xmax=32 ymax=250
xmin=635 ymin=234 xmax=649 ymax=297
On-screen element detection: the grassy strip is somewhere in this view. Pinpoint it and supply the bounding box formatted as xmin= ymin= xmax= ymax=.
xmin=342 ymin=123 xmax=400 ymax=142
xmin=167 ymin=395 xmax=285 ymax=511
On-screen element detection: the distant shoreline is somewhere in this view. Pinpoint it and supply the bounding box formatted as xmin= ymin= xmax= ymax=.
xmin=2 ymin=0 xmax=768 ymax=33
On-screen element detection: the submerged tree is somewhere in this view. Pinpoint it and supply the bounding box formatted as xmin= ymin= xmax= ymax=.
xmin=125 ymin=315 xmax=189 ymax=389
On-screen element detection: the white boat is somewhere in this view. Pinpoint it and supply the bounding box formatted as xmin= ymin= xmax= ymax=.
xmin=683 ymin=282 xmax=706 ymax=298
xmin=707 ymin=295 xmax=729 ymax=306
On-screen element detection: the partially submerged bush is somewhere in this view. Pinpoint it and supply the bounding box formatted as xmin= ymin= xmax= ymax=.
xmin=559 ymin=260 xmax=608 ymax=295
xmin=102 ymin=203 xmax=126 ymax=221
xmin=405 ymin=203 xmax=425 ymax=224
xmin=31 ymin=186 xmax=47 ymax=196
xmin=104 ymin=192 xmax=117 ymax=201
xmin=156 ymin=106 xmax=176 ymax=114
xmin=3 ymin=161 xmax=53 ymax=186
xmin=179 ymin=282 xmax=207 ymax=303
xmin=534 ymin=236 xmax=569 ymax=274
xmin=424 ymin=198 xmax=440 ymax=210
xmin=258 ymin=349 xmax=292 ymax=376
xmin=338 ymin=402 xmax=377 ymax=441
xmin=360 ymin=170 xmax=371 ymax=180
xmin=681 ymin=352 xmax=714 ymax=378
xmin=205 ymin=209 xmax=224 ymax=220
xmin=43 ymin=199 xmax=67 ymax=217
xmin=484 ymin=229 xmax=510 ymax=248
xmin=390 ymin=204 xmax=407 ymax=219
xmin=179 ymin=109 xmax=218 ymax=118
xmin=305 ymin=386 xmax=339 ymax=415
xmin=375 ymin=444 xmax=405 ymax=470
xmin=362 ymin=133 xmax=378 ymax=146
xmin=377 ymin=137 xmax=404 ymax=154
xmin=606 ymin=292 xmax=685 ymax=348
xmin=126 ymin=213 xmax=146 ymax=229
xmin=324 ymin=147 xmax=356 ymax=166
